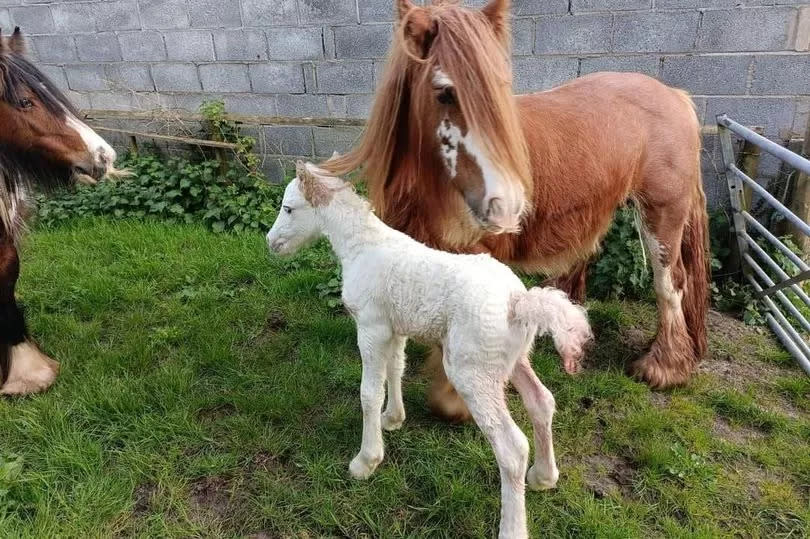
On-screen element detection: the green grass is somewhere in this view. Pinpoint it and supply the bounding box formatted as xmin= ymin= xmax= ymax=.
xmin=1 ymin=219 xmax=808 ymax=538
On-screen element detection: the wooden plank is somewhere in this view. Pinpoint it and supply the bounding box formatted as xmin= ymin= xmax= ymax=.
xmin=91 ymin=126 xmax=239 ymax=150
xmin=789 ymin=114 xmax=810 ymax=254
xmin=82 ymin=109 xmax=367 ymax=127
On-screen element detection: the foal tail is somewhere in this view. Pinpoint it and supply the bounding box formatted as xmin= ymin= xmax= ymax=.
xmin=510 ymin=288 xmax=593 ymax=374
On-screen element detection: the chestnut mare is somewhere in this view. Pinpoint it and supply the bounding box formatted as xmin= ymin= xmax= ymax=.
xmin=325 ymin=0 xmax=709 ymax=422
xmin=0 ymin=28 xmax=118 ymax=395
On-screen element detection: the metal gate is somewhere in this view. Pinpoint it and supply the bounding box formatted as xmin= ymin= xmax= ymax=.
xmin=717 ymin=114 xmax=810 ymax=375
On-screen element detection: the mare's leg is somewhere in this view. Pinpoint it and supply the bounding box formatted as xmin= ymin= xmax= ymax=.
xmin=551 ymin=259 xmax=589 ymax=304
xmin=0 ymin=237 xmax=59 ymax=396
xmin=349 ymin=322 xmax=392 ymax=479
xmin=425 ymin=344 xmax=472 ymax=423
xmin=382 ymin=335 xmax=407 ymax=431
xmin=510 ymin=357 xmax=559 ymax=491
xmin=447 ymin=353 xmax=530 ymax=539
xmin=630 ymin=201 xmax=697 ymax=388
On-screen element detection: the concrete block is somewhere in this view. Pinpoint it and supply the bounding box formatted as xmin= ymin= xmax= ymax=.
xmin=164 ymin=30 xmax=215 ymax=61
xmin=303 ymin=62 xmax=316 ymax=92
xmin=264 ymin=126 xmax=314 ymax=156
xmin=751 ymin=54 xmax=810 ymax=95
xmin=299 ymin=0 xmax=357 ymax=25
xmin=512 ymin=17 xmax=534 ymax=56
xmin=334 ymin=24 xmax=392 ymax=59
xmin=199 ymin=63 xmax=250 ymax=92
xmin=512 ymin=1 xmax=569 ymax=15
xmin=661 ymin=55 xmax=753 ymax=95
xmin=241 ymin=0 xmax=298 ymax=26
xmin=346 ymin=93 xmax=374 ymax=118
xmin=0 ymin=10 xmax=10 ymax=31
xmin=214 ymin=29 xmax=268 ymax=61
xmin=706 ymin=97 xmax=796 ymax=136
xmin=512 ymin=56 xmax=579 ymax=93
xmin=572 ymin=0 xmax=650 ymax=12
xmin=38 ymin=64 xmax=68 ymax=91
xmin=189 ymin=0 xmax=242 ymax=28
xmin=119 ymin=31 xmax=167 ymax=62
xmin=51 ymin=2 xmax=95 ymax=33
xmin=105 ymin=64 xmax=155 ymax=92
xmin=579 ymin=54 xmax=660 ymax=77
xmin=89 ymin=92 xmax=138 ymax=111
xmin=31 ymin=34 xmax=76 ymax=63
xmin=250 ymin=63 xmax=305 ymax=93
xmin=276 ymin=93 xmax=345 ymax=117
xmin=313 ymin=126 xmax=364 ymax=157
xmin=9 ymin=5 xmax=52 ymax=34
xmin=795 ymin=7 xmax=810 ymax=51
xmin=261 ymin=158 xmax=287 ymax=184
xmin=75 ymin=33 xmax=122 ymax=62
xmin=536 ymin=14 xmax=612 ymax=54
xmin=139 ymin=0 xmax=189 ymax=30
xmin=267 ymin=27 xmax=323 ymax=60
xmin=315 ymin=61 xmax=374 ymax=93
xmin=65 ymin=64 xmax=108 ymax=92
xmin=359 ymin=0 xmax=396 ymax=22
xmin=697 ymin=8 xmax=796 ymax=52
xmin=95 ymin=0 xmax=140 ymax=31
xmin=613 ymin=11 xmax=700 ymax=52
xmin=151 ymin=63 xmax=202 ymax=92
xmin=223 ymin=94 xmax=277 ymax=115
xmin=794 ymin=97 xmax=810 ymax=135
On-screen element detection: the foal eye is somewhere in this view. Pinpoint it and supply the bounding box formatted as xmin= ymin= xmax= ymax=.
xmin=437 ymin=88 xmax=455 ymax=106
xmin=283 ymin=206 xmax=292 ymax=215
xmin=19 ymin=98 xmax=34 ymax=109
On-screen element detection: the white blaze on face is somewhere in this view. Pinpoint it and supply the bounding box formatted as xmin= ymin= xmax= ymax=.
xmin=64 ymin=106 xmax=117 ymax=172
xmin=436 ymin=120 xmax=461 ymax=178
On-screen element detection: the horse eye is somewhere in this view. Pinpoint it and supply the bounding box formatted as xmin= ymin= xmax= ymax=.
xmin=437 ymin=88 xmax=455 ymax=106
xmin=283 ymin=206 xmax=292 ymax=214
xmin=19 ymin=98 xmax=34 ymax=109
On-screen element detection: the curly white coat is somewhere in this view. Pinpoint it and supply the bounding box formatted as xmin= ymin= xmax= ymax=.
xmin=267 ymin=162 xmax=593 ymax=539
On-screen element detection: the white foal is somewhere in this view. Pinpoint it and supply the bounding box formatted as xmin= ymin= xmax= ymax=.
xmin=267 ymin=162 xmax=593 ymax=539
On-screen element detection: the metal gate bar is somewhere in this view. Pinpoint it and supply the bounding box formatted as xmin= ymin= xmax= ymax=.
xmin=717 ymin=114 xmax=810 ymax=375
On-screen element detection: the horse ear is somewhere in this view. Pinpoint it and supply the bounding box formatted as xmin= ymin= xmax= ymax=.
xmin=399 ymin=5 xmax=438 ymax=59
xmin=396 ymin=0 xmax=416 ymax=21
xmin=296 ymin=160 xmax=313 ymax=183
xmin=481 ymin=0 xmax=510 ymax=44
xmin=8 ymin=27 xmax=26 ymax=54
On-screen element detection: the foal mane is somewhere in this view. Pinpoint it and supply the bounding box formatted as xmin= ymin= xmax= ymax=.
xmin=323 ymin=2 xmax=531 ymax=222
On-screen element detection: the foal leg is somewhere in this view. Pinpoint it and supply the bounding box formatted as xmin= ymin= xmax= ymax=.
xmin=449 ymin=359 xmax=530 ymax=539
xmin=0 ymin=238 xmax=59 ymax=396
xmin=349 ymin=323 xmax=392 ymax=480
xmin=382 ymin=335 xmax=407 ymax=431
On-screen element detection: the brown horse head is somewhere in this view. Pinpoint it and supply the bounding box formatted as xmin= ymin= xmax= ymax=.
xmin=0 ymin=27 xmax=116 ymax=185
xmin=325 ymin=0 xmax=531 ymax=236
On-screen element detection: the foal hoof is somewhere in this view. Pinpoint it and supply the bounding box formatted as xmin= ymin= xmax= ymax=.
xmin=527 ymin=464 xmax=559 ymax=491
xmin=382 ymin=411 xmax=405 ymax=431
xmin=349 ymin=453 xmax=382 ymax=480
xmin=0 ymin=343 xmax=60 ymax=396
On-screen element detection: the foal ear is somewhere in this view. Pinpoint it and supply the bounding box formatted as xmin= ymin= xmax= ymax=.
xmin=481 ymin=0 xmax=510 ymax=45
xmin=296 ymin=160 xmax=333 ymax=207
xmin=8 ymin=27 xmax=26 ymax=54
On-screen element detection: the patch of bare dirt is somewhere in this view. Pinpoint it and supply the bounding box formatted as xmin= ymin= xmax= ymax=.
xmin=648 ymin=391 xmax=671 ymax=408
xmin=621 ymin=327 xmax=653 ymax=354
xmin=197 ymin=402 xmax=237 ymax=422
xmin=189 ymin=475 xmax=234 ymax=519
xmin=582 ymin=454 xmax=636 ymax=499
xmin=712 ymin=416 xmax=766 ymax=444
xmin=133 ymin=482 xmax=156 ymax=516
xmin=264 ymin=310 xmax=288 ymax=333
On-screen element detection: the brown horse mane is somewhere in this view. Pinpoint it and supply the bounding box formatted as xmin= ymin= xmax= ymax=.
xmin=323 ymin=1 xmax=531 ymax=225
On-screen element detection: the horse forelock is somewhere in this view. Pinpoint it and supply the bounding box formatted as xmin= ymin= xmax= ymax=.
xmin=0 ymin=49 xmax=77 ymax=118
xmin=322 ymin=3 xmax=531 ymax=222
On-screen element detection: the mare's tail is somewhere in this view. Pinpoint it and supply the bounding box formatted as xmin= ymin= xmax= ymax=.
xmin=510 ymin=287 xmax=593 ymax=374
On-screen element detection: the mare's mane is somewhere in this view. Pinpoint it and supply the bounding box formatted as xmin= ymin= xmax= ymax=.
xmin=324 ymin=2 xmax=531 ymax=222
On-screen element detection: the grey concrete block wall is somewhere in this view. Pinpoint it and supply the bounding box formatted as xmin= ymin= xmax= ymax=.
xmin=4 ymin=0 xmax=808 ymax=185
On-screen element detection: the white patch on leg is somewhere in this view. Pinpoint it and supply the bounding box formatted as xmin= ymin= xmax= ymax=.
xmin=0 ymin=342 xmax=59 ymax=396
xmin=642 ymin=231 xmax=684 ymax=316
